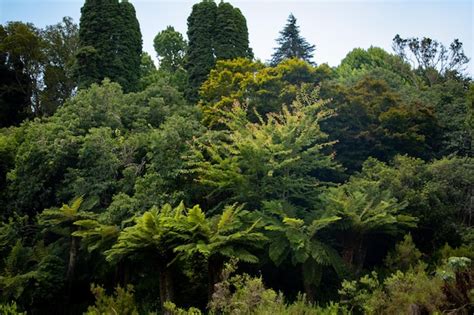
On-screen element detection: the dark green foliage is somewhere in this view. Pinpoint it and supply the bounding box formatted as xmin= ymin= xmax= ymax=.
xmin=321 ymin=75 xmax=442 ymax=172
xmin=77 ymin=0 xmax=142 ymax=92
xmin=186 ymin=0 xmax=252 ymax=102
xmin=384 ymin=234 xmax=422 ymax=272
xmin=1 ymin=6 xmax=473 ymax=314
xmin=271 ymin=14 xmax=315 ymax=66
xmin=117 ymin=0 xmax=142 ymax=92
xmin=40 ymin=17 xmax=79 ymax=116
xmin=186 ymin=0 xmax=217 ymax=102
xmin=0 ymin=22 xmax=42 ymax=123
xmin=355 ymin=156 xmax=474 ymax=252
xmin=214 ymin=2 xmax=253 ymax=60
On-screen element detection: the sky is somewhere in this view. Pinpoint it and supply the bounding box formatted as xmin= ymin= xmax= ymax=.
xmin=1 ymin=0 xmax=473 ymax=75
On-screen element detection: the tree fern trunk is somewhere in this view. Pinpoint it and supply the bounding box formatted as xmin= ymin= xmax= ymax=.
xmin=302 ymin=277 xmax=316 ymax=302
xmin=354 ymin=238 xmax=367 ymax=275
xmin=342 ymin=233 xmax=363 ymax=272
xmin=66 ymin=235 xmax=77 ymax=283
xmin=158 ymin=260 xmax=174 ymax=314
xmin=65 ymin=234 xmax=78 ymax=307
xmin=208 ymin=256 xmax=224 ymax=302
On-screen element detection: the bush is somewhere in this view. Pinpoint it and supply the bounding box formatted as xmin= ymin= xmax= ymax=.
xmin=0 ymin=302 xmax=26 ymax=315
xmin=340 ymin=265 xmax=445 ymax=314
xmin=206 ymin=260 xmax=348 ymax=315
xmin=86 ymin=284 xmax=139 ymax=315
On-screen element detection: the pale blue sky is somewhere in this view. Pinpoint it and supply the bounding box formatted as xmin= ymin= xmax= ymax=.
xmin=1 ymin=0 xmax=473 ymax=75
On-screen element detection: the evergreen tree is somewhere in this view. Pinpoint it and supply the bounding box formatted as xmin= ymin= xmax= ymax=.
xmin=117 ymin=0 xmax=142 ymax=92
xmin=271 ymin=14 xmax=315 ymax=66
xmin=185 ymin=0 xmax=217 ymax=102
xmin=186 ymin=0 xmax=252 ymax=103
xmin=153 ymin=26 xmax=187 ymax=72
xmin=76 ymin=0 xmax=142 ymax=92
xmin=214 ymin=2 xmax=253 ymax=60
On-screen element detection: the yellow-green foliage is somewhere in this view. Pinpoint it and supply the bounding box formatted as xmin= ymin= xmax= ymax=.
xmin=340 ymin=265 xmax=446 ymax=314
xmin=0 ymin=302 xmax=26 ymax=315
xmin=385 ymin=234 xmax=422 ymax=271
xmin=86 ymin=284 xmax=139 ymax=315
xmin=199 ymin=58 xmax=332 ymax=126
xmin=204 ymin=260 xmax=348 ymax=315
xmin=188 ymin=85 xmax=339 ymax=209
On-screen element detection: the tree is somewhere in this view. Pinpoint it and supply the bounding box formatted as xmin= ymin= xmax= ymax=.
xmin=38 ymin=196 xmax=94 ymax=297
xmin=0 ymin=22 xmax=44 ymax=118
xmin=392 ymin=35 xmax=470 ymax=84
xmin=323 ymin=176 xmax=417 ymax=274
xmin=336 ymin=47 xmax=415 ymax=87
xmin=199 ymin=58 xmax=332 ymax=126
xmin=173 ymin=204 xmax=266 ymax=300
xmin=271 ymin=14 xmax=315 ymax=66
xmin=117 ymin=0 xmax=142 ymax=92
xmin=261 ymin=201 xmax=344 ymax=301
xmin=77 ymin=0 xmax=142 ymax=92
xmin=357 ymin=156 xmax=474 ymax=252
xmin=214 ymin=2 xmax=253 ymax=60
xmin=186 ymin=0 xmax=253 ymax=102
xmin=188 ymin=86 xmax=340 ymax=211
xmin=153 ymin=26 xmax=187 ymax=72
xmin=321 ymin=75 xmax=442 ymax=172
xmin=105 ymin=203 xmax=186 ymax=312
xmin=186 ymin=0 xmax=217 ymax=102
xmin=40 ymin=17 xmax=79 ymax=115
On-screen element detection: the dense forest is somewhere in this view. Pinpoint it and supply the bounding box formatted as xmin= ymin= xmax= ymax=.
xmin=0 ymin=0 xmax=473 ymax=314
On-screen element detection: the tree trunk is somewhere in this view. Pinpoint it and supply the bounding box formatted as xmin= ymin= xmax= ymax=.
xmin=115 ymin=260 xmax=130 ymax=285
xmin=65 ymin=234 xmax=78 ymax=309
xmin=208 ymin=257 xmax=224 ymax=302
xmin=157 ymin=260 xmax=174 ymax=315
xmin=301 ymin=261 xmax=321 ymax=302
xmin=354 ymin=238 xmax=367 ymax=276
xmin=342 ymin=233 xmax=365 ymax=274
xmin=66 ymin=235 xmax=78 ymax=284
xmin=302 ymin=278 xmax=316 ymax=303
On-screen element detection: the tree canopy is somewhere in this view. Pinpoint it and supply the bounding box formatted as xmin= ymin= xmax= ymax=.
xmin=271 ymin=14 xmax=315 ymax=66
xmin=0 ymin=1 xmax=472 ymax=314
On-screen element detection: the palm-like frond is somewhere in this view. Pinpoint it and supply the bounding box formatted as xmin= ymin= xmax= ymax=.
xmin=324 ymin=178 xmax=417 ymax=236
xmin=173 ymin=203 xmax=266 ymax=265
xmin=73 ymin=219 xmax=120 ymax=252
xmin=38 ymin=196 xmax=96 ymax=240
xmin=260 ymin=200 xmax=344 ymax=282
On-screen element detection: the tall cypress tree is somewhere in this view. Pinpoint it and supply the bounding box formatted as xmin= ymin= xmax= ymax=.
xmin=186 ymin=0 xmax=217 ymax=102
xmin=270 ymin=14 xmax=315 ymax=66
xmin=76 ymin=0 xmax=142 ymax=92
xmin=186 ymin=0 xmax=252 ymax=102
xmin=117 ymin=0 xmax=142 ymax=92
xmin=214 ymin=2 xmax=252 ymax=60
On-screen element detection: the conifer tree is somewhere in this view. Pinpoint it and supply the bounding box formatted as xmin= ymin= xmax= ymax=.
xmin=186 ymin=0 xmax=217 ymax=102
xmin=186 ymin=0 xmax=252 ymax=103
xmin=76 ymin=0 xmax=142 ymax=92
xmin=271 ymin=14 xmax=315 ymax=66
xmin=214 ymin=2 xmax=253 ymax=60
xmin=117 ymin=0 xmax=142 ymax=92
